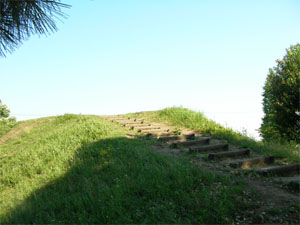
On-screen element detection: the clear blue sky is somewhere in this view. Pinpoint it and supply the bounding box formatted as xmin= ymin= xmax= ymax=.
xmin=1 ymin=0 xmax=299 ymax=139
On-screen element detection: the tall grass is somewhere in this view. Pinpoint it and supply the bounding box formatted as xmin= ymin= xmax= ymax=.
xmin=0 ymin=114 xmax=248 ymax=224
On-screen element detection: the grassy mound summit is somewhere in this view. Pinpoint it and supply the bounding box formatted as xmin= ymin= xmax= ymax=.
xmin=0 ymin=114 xmax=247 ymax=224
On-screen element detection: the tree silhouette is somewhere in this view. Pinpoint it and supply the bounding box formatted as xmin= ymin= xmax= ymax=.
xmin=0 ymin=0 xmax=70 ymax=56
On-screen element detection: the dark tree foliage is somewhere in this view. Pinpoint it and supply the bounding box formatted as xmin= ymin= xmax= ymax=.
xmin=0 ymin=0 xmax=70 ymax=56
xmin=260 ymin=44 xmax=300 ymax=143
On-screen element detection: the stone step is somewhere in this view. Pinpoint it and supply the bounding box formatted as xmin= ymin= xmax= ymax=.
xmin=133 ymin=118 xmax=144 ymax=122
xmin=208 ymin=149 xmax=250 ymax=160
xmin=256 ymin=163 xmax=300 ymax=176
xmin=138 ymin=129 xmax=166 ymax=134
xmin=146 ymin=132 xmax=175 ymax=137
xmin=142 ymin=130 xmax=170 ymax=134
xmin=229 ymin=156 xmax=275 ymax=169
xmin=122 ymin=122 xmax=146 ymax=126
xmin=158 ymin=134 xmax=195 ymax=142
xmin=128 ymin=124 xmax=152 ymax=129
xmin=171 ymin=138 xmax=210 ymax=148
xmin=137 ymin=127 xmax=161 ymax=132
xmin=189 ymin=143 xmax=229 ymax=153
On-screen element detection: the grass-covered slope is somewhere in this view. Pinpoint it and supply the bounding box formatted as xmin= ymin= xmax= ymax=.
xmin=0 ymin=118 xmax=17 ymax=138
xmin=128 ymin=107 xmax=300 ymax=162
xmin=0 ymin=114 xmax=247 ymax=224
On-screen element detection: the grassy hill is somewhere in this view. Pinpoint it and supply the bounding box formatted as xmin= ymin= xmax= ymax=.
xmin=0 ymin=114 xmax=249 ymax=224
xmin=0 ymin=109 xmax=299 ymax=224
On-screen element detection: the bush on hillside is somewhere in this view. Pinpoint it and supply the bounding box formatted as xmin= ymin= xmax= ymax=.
xmin=0 ymin=99 xmax=16 ymax=137
xmin=0 ymin=99 xmax=10 ymax=119
xmin=260 ymin=44 xmax=300 ymax=143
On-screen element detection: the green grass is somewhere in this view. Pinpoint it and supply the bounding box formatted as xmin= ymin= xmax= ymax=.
xmin=0 ymin=114 xmax=250 ymax=224
xmin=128 ymin=107 xmax=300 ymax=163
xmin=0 ymin=118 xmax=17 ymax=137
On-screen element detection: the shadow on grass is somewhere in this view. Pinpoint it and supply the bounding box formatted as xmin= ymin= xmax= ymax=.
xmin=0 ymin=136 xmax=218 ymax=224
xmin=4 ymin=137 xmax=148 ymax=224
xmin=3 ymin=135 xmax=244 ymax=224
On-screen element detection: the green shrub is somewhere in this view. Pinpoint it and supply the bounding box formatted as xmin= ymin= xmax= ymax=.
xmin=260 ymin=44 xmax=300 ymax=143
xmin=0 ymin=99 xmax=16 ymax=137
xmin=0 ymin=99 xmax=10 ymax=119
